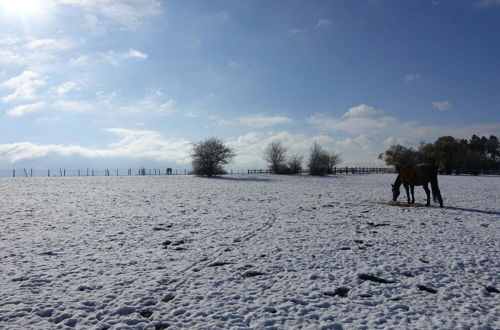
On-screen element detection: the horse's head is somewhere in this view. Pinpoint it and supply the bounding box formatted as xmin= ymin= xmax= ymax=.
xmin=391 ymin=183 xmax=400 ymax=201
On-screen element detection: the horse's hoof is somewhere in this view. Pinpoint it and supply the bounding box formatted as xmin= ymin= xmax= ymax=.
xmin=425 ymin=204 xmax=430 ymax=207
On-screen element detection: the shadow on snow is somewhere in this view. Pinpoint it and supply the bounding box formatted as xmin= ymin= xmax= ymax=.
xmin=199 ymin=176 xmax=272 ymax=182
xmin=444 ymin=206 xmax=500 ymax=216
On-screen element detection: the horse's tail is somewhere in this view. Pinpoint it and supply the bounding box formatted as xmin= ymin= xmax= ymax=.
xmin=430 ymin=168 xmax=443 ymax=206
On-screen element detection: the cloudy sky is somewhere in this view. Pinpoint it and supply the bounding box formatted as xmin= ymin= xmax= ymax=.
xmin=1 ymin=0 xmax=499 ymax=170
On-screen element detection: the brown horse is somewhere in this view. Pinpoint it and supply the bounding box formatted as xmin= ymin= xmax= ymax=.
xmin=392 ymin=164 xmax=443 ymax=207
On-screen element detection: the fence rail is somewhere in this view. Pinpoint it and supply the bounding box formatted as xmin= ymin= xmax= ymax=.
xmin=2 ymin=167 xmax=499 ymax=178
xmin=0 ymin=168 xmax=251 ymax=178
xmin=0 ymin=168 xmax=191 ymax=178
xmin=248 ymin=167 xmax=396 ymax=175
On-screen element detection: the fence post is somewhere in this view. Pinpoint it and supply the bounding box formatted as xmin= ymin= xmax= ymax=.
xmin=48 ymin=169 xmax=50 ymax=177
xmin=31 ymin=168 xmax=33 ymax=177
xmin=13 ymin=169 xmax=15 ymax=177
xmin=78 ymin=169 xmax=80 ymax=177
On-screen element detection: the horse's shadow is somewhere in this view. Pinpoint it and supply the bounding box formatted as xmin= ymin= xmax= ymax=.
xmin=444 ymin=206 xmax=500 ymax=216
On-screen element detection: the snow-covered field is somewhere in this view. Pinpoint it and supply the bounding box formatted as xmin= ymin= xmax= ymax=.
xmin=0 ymin=174 xmax=498 ymax=329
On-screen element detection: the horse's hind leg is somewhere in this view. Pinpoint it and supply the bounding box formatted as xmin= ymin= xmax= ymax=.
xmin=410 ymin=185 xmax=415 ymax=204
xmin=403 ymin=183 xmax=410 ymax=204
xmin=423 ymin=183 xmax=431 ymax=206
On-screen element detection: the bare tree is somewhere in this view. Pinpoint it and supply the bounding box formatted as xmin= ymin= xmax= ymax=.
xmin=308 ymin=142 xmax=342 ymax=175
xmin=264 ymin=140 xmax=288 ymax=174
xmin=192 ymin=137 xmax=235 ymax=177
xmin=326 ymin=151 xmax=343 ymax=174
xmin=287 ymin=154 xmax=304 ymax=174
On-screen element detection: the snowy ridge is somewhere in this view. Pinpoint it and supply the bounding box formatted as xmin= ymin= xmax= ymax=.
xmin=0 ymin=174 xmax=498 ymax=329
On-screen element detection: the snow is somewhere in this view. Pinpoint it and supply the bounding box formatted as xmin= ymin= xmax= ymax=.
xmin=0 ymin=174 xmax=498 ymax=329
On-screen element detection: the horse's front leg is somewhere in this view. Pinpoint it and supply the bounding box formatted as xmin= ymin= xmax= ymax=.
xmin=403 ymin=183 xmax=410 ymax=204
xmin=423 ymin=183 xmax=430 ymax=206
xmin=410 ymin=185 xmax=415 ymax=204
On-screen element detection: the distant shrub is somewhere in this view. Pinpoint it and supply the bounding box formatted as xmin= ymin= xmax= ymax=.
xmin=308 ymin=142 xmax=342 ymax=176
xmin=264 ymin=140 xmax=288 ymax=174
xmin=287 ymin=154 xmax=304 ymax=175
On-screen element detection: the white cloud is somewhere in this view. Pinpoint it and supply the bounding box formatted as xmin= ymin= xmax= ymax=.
xmin=69 ymin=54 xmax=89 ymax=66
xmin=344 ymin=104 xmax=384 ymax=117
xmin=236 ymin=115 xmax=294 ymax=128
xmin=84 ymin=14 xmax=106 ymax=35
xmin=52 ymin=100 xmax=94 ymax=113
xmin=0 ymin=35 xmax=22 ymax=45
xmin=2 ymin=71 xmax=46 ymax=102
xmin=202 ymin=11 xmax=229 ymax=26
xmin=159 ymin=99 xmax=175 ymax=114
xmin=404 ymin=73 xmax=421 ymax=83
xmin=337 ymin=134 xmax=374 ymax=153
xmin=309 ymin=112 xmax=397 ymax=134
xmin=315 ymin=18 xmax=332 ymax=29
xmin=56 ymin=82 xmax=77 ymax=95
xmin=123 ymin=49 xmax=148 ymax=59
xmin=101 ymin=49 xmax=149 ymax=65
xmin=0 ymin=128 xmax=191 ymax=163
xmin=6 ymin=102 xmax=45 ymax=117
xmin=475 ymin=0 xmax=500 ymax=7
xmin=24 ymin=39 xmax=73 ymax=51
xmin=309 ymin=104 xmax=500 ymax=146
xmin=58 ymin=0 xmax=163 ymax=31
xmin=432 ymin=100 xmax=453 ymax=112
xmin=52 ymin=92 xmax=176 ymax=117
xmin=0 ymin=36 xmax=75 ymax=68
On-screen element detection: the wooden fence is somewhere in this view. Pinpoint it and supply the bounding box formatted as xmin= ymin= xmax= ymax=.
xmin=2 ymin=168 xmax=190 ymax=178
xmin=1 ymin=168 xmax=250 ymax=178
xmin=247 ymin=167 xmax=396 ymax=175
xmin=3 ymin=167 xmax=499 ymax=178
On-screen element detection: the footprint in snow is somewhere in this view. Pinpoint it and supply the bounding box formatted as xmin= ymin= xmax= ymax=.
xmin=323 ymin=287 xmax=350 ymax=298
xmin=40 ymin=251 xmax=57 ymax=256
xmin=367 ymin=222 xmax=390 ymax=228
xmin=358 ymin=274 xmax=396 ymax=284
xmin=484 ymin=285 xmax=499 ymax=294
xmin=417 ymin=284 xmax=438 ymax=294
xmin=208 ymin=261 xmax=233 ymax=267
xmin=155 ymin=323 xmax=170 ymax=330
xmin=140 ymin=310 xmax=153 ymax=318
xmin=242 ymin=270 xmax=267 ymax=278
xmin=162 ymin=240 xmax=185 ymax=249
xmin=162 ymin=293 xmax=175 ymax=303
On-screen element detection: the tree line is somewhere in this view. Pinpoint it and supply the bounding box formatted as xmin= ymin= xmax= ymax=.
xmin=379 ymin=135 xmax=500 ymax=174
xmin=191 ymin=134 xmax=499 ymax=177
xmin=191 ymin=137 xmax=342 ymax=177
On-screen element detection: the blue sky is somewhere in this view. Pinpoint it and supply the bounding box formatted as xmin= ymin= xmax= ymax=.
xmin=1 ymin=0 xmax=499 ymax=170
